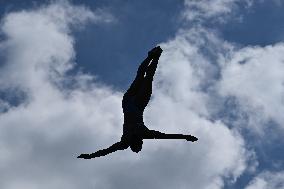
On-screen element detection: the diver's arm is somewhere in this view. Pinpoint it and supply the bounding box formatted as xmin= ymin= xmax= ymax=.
xmin=143 ymin=130 xmax=198 ymax=142
xmin=77 ymin=141 xmax=129 ymax=159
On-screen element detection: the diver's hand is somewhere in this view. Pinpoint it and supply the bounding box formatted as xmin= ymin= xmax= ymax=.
xmin=148 ymin=46 xmax=163 ymax=59
xmin=186 ymin=135 xmax=198 ymax=142
xmin=77 ymin=153 xmax=92 ymax=159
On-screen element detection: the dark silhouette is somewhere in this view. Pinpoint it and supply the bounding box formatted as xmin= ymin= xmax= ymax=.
xmin=77 ymin=46 xmax=198 ymax=159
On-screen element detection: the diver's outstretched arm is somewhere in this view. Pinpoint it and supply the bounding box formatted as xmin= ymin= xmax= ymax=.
xmin=77 ymin=141 xmax=129 ymax=159
xmin=143 ymin=130 xmax=198 ymax=142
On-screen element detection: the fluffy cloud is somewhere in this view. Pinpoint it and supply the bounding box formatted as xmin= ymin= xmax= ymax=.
xmin=182 ymin=0 xmax=253 ymax=22
xmin=0 ymin=1 xmax=252 ymax=189
xmin=218 ymin=44 xmax=284 ymax=133
xmin=145 ymin=26 xmax=250 ymax=189
xmin=0 ymin=1 xmax=123 ymax=188
xmin=245 ymin=171 xmax=284 ymax=189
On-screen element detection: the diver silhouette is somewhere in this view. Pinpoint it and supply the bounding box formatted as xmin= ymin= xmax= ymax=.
xmin=77 ymin=46 xmax=198 ymax=159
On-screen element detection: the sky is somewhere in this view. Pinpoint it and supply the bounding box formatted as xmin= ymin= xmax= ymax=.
xmin=0 ymin=0 xmax=284 ymax=188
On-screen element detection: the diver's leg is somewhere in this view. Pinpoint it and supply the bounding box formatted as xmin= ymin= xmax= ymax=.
xmin=142 ymin=129 xmax=198 ymax=142
xmin=125 ymin=46 xmax=161 ymax=96
xmin=135 ymin=58 xmax=159 ymax=109
xmin=146 ymin=58 xmax=159 ymax=80
xmin=125 ymin=56 xmax=152 ymax=96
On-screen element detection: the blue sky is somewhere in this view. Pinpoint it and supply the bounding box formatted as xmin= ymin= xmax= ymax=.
xmin=0 ymin=0 xmax=284 ymax=189
xmin=2 ymin=0 xmax=284 ymax=87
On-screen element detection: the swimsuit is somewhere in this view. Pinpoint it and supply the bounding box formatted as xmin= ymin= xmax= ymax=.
xmin=122 ymin=94 xmax=149 ymax=142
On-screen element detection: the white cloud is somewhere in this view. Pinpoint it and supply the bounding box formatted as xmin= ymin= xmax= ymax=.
xmin=143 ymin=27 xmax=250 ymax=188
xmin=245 ymin=171 xmax=284 ymax=189
xmin=0 ymin=0 xmax=111 ymax=97
xmin=182 ymin=0 xmax=253 ymax=22
xmin=0 ymin=1 xmax=123 ymax=188
xmin=218 ymin=44 xmax=284 ymax=133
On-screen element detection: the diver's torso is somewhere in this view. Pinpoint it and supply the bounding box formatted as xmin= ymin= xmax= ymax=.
xmin=122 ymin=94 xmax=150 ymax=142
xmin=122 ymin=95 xmax=144 ymax=123
xmin=122 ymin=122 xmax=149 ymax=142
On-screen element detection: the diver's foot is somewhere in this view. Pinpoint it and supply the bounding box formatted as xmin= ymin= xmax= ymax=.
xmin=77 ymin=153 xmax=92 ymax=159
xmin=186 ymin=135 xmax=198 ymax=142
xmin=148 ymin=46 xmax=163 ymax=59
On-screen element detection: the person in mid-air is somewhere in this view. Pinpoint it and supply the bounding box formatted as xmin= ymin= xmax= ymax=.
xmin=77 ymin=46 xmax=198 ymax=159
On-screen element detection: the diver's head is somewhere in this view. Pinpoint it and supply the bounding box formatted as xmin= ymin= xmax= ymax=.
xmin=130 ymin=137 xmax=143 ymax=153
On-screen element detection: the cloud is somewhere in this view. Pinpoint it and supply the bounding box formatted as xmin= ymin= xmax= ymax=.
xmin=0 ymin=1 xmax=123 ymax=188
xmin=218 ymin=43 xmax=284 ymax=133
xmin=182 ymin=0 xmax=253 ymax=23
xmin=0 ymin=0 xmax=255 ymax=189
xmin=145 ymin=26 xmax=250 ymax=189
xmin=0 ymin=0 xmax=111 ymax=95
xmin=245 ymin=171 xmax=284 ymax=189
